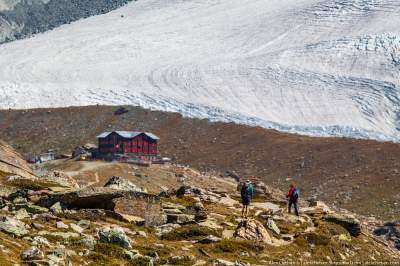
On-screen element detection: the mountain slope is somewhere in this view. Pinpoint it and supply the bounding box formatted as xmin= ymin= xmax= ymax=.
xmin=1 ymin=106 xmax=400 ymax=220
xmin=1 ymin=0 xmax=400 ymax=140
xmin=0 ymin=0 xmax=133 ymax=43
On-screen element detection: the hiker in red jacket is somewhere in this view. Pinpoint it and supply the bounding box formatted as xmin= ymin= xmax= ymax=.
xmin=287 ymin=184 xmax=299 ymax=216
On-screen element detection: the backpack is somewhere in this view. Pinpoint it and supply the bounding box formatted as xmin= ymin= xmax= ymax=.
xmin=292 ymin=188 xmax=300 ymax=200
xmin=241 ymin=183 xmax=253 ymax=198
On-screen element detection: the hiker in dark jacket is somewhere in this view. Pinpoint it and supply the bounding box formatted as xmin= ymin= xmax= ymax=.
xmin=287 ymin=184 xmax=299 ymax=216
xmin=241 ymin=179 xmax=254 ymax=218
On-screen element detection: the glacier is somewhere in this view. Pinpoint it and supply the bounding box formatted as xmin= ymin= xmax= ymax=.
xmin=0 ymin=0 xmax=400 ymax=141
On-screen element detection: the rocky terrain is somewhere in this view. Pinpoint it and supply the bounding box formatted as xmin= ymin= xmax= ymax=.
xmin=0 ymin=0 xmax=133 ymax=43
xmin=1 ymin=106 xmax=400 ymax=222
xmin=0 ymin=139 xmax=399 ymax=265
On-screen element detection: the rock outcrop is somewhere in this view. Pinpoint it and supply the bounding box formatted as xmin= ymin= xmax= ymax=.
xmin=0 ymin=0 xmax=134 ymax=44
xmin=98 ymin=226 xmax=132 ymax=249
xmin=324 ymin=213 xmax=361 ymax=236
xmin=374 ymin=221 xmax=400 ymax=250
xmin=104 ymin=175 xmax=145 ymax=192
xmin=21 ymin=246 xmax=44 ymax=261
xmin=234 ymin=219 xmax=273 ymax=244
xmin=0 ymin=216 xmax=30 ymax=237
xmin=176 ymin=185 xmax=221 ymax=202
xmin=0 ymin=140 xmax=36 ymax=180
xmin=40 ymin=171 xmax=79 ymax=189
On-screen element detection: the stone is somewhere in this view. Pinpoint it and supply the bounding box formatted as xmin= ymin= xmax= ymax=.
xmin=21 ymin=246 xmax=44 ymax=261
xmin=56 ymin=221 xmax=69 ymax=229
xmin=137 ymin=231 xmax=147 ymax=238
xmin=32 ymin=236 xmax=50 ymax=247
xmin=253 ymin=181 xmax=272 ymax=196
xmin=38 ymin=231 xmax=79 ymax=240
xmin=197 ymin=235 xmax=222 ymax=244
xmin=213 ymin=259 xmax=235 ymax=266
xmin=168 ymin=255 xmax=195 ymax=264
xmin=70 ymin=223 xmax=84 ymax=234
xmin=164 ymin=208 xmax=183 ymax=215
xmin=234 ymin=219 xmax=273 ymax=244
xmin=41 ymin=170 xmax=80 ymax=189
xmin=193 ymin=259 xmax=207 ymax=266
xmin=324 ymin=213 xmax=361 ymax=236
xmin=118 ymin=214 xmax=146 ymax=226
xmin=49 ymin=202 xmax=63 ymax=214
xmin=186 ymin=202 xmax=208 ymax=222
xmin=104 ymin=176 xmax=146 ymax=192
xmin=39 ymin=187 xmax=154 ymax=209
xmin=218 ymin=196 xmax=239 ymax=207
xmin=221 ymin=221 xmax=235 ymax=227
xmin=79 ymin=235 xmax=97 ymax=250
xmin=209 ymin=213 xmax=226 ymax=221
xmin=0 ymin=216 xmax=30 ymax=237
xmin=77 ymin=220 xmax=91 ymax=229
xmin=176 ymin=185 xmax=221 ymax=203
xmin=0 ymin=186 xmax=18 ymax=198
xmin=124 ymin=249 xmax=140 ymax=260
xmin=252 ymin=202 xmax=282 ymax=214
xmin=155 ymin=224 xmax=181 ymax=237
xmin=47 ymin=248 xmax=67 ymax=265
xmin=222 ymin=229 xmax=235 ymax=239
xmin=98 ymin=226 xmax=132 ymax=249
xmin=39 ymin=187 xmax=164 ymax=226
xmin=302 ymin=202 xmax=331 ymax=215
xmin=14 ymin=208 xmax=30 ymax=220
xmin=32 ymin=223 xmax=45 ymax=230
xmin=13 ymin=196 xmax=28 ymax=204
xmin=254 ymin=210 xmax=263 ymax=217
xmin=16 ymin=204 xmax=49 ymax=215
xmin=33 ymin=212 xmax=59 ymax=221
xmin=267 ymin=218 xmax=280 ymax=235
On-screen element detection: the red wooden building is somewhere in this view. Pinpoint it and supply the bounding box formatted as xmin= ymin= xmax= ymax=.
xmin=97 ymin=131 xmax=159 ymax=160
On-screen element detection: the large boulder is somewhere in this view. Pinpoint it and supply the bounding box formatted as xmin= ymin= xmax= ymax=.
xmin=104 ymin=176 xmax=146 ymax=192
xmin=98 ymin=226 xmax=132 ymax=249
xmin=324 ymin=213 xmax=361 ymax=236
xmin=39 ymin=171 xmax=79 ymax=189
xmin=21 ymin=246 xmax=44 ymax=261
xmin=155 ymin=224 xmax=181 ymax=237
xmin=0 ymin=216 xmax=30 ymax=237
xmin=234 ymin=219 xmax=272 ymax=244
xmin=176 ymin=185 xmax=221 ymax=203
xmin=38 ymin=187 xmax=164 ymax=226
xmin=162 ymin=202 xmax=195 ymax=224
xmin=237 ymin=181 xmax=272 ymax=197
xmin=186 ymin=202 xmax=208 ymax=222
xmin=6 ymin=174 xmax=65 ymax=191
